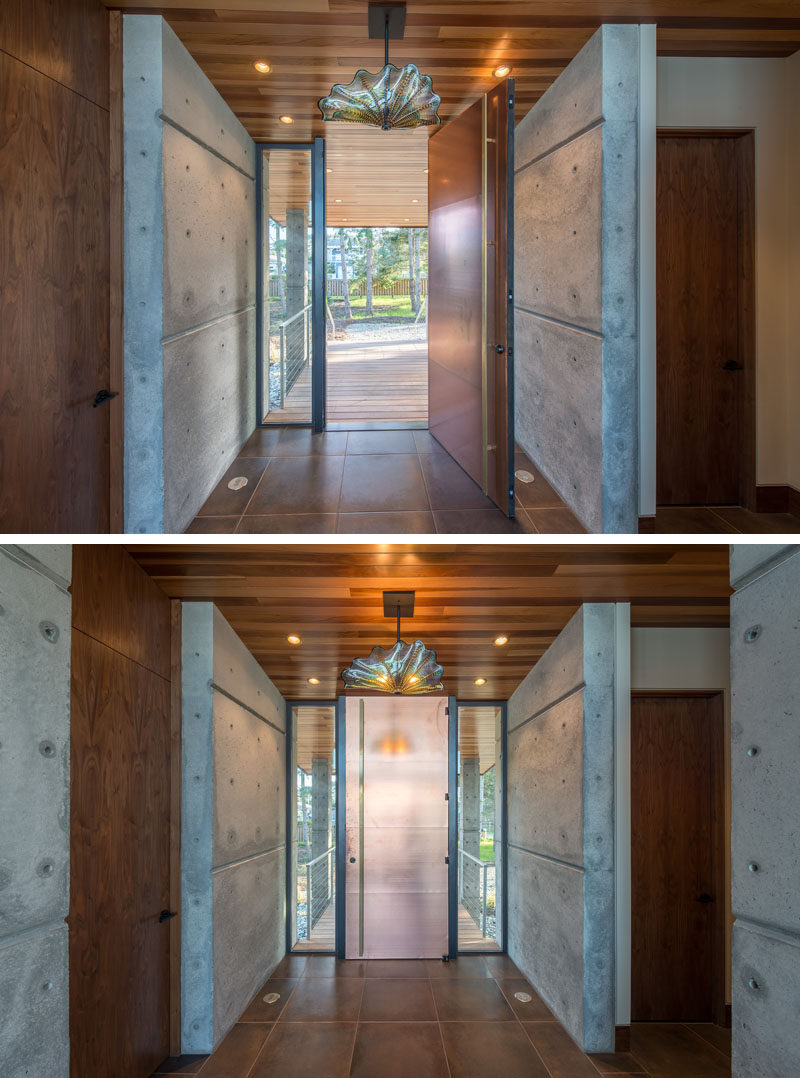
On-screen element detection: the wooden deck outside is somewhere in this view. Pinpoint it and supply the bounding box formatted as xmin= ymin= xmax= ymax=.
xmin=291 ymin=900 xmax=498 ymax=953
xmin=263 ymin=338 xmax=428 ymax=426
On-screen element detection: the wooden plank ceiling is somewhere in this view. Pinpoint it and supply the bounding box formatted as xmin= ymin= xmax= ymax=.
xmin=116 ymin=0 xmax=800 ymax=147
xmin=129 ymin=544 xmax=731 ymax=702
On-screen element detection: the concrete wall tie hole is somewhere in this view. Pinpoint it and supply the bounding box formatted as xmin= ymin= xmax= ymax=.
xmin=227 ymin=476 xmax=248 ymax=491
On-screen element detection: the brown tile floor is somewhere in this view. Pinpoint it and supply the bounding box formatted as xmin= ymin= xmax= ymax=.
xmin=187 ymin=429 xmax=586 ymax=534
xmin=151 ymin=956 xmax=731 ymax=1078
xmin=644 ymin=504 xmax=800 ymax=534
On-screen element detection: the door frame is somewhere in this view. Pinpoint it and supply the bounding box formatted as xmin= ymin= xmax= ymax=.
xmin=630 ymin=690 xmax=727 ymax=1026
xmin=655 ymin=128 xmax=756 ymax=510
xmin=255 ymin=137 xmax=327 ymax=432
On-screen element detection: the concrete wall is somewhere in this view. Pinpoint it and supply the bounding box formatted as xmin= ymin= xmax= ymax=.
xmin=181 ymin=604 xmax=286 ymax=1053
xmin=124 ymin=16 xmax=256 ymax=534
xmin=514 ymin=26 xmax=640 ymax=533
xmin=507 ymin=605 xmax=616 ymax=1052
xmin=657 ymin=55 xmax=799 ymax=492
xmin=729 ymin=544 xmax=800 ymax=1078
xmin=630 ymin=627 xmax=732 ymax=1002
xmin=0 ymin=545 xmax=72 ymax=1078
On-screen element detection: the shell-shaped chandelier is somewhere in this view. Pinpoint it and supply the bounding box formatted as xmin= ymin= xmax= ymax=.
xmin=318 ymin=63 xmax=441 ymax=131
xmin=342 ymin=638 xmax=444 ymax=695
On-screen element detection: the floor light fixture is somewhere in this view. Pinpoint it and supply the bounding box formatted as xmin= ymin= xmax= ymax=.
xmin=342 ymin=590 xmax=444 ymax=694
xmin=318 ymin=4 xmax=440 ymax=131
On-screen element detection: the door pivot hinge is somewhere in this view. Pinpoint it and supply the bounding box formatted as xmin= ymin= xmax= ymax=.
xmin=444 ymin=856 xmax=450 ymax=864
xmin=444 ymin=792 xmax=449 ymax=801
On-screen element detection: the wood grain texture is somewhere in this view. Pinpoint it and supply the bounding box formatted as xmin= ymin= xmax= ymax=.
xmin=100 ymin=1 xmax=800 ymax=145
xmin=630 ymin=693 xmax=725 ymax=1023
xmin=109 ymin=8 xmax=125 ymax=531
xmin=72 ymin=545 xmax=172 ymax=680
xmin=656 ymin=135 xmax=746 ymax=506
xmin=128 ymin=544 xmax=731 ymax=700
xmin=0 ymin=0 xmax=110 ymax=109
xmin=0 ymin=48 xmax=110 ymax=532
xmin=70 ymin=629 xmax=171 ymax=1078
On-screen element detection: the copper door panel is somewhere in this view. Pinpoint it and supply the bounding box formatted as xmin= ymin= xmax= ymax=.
xmin=428 ymin=96 xmax=485 ymax=490
xmin=345 ymin=697 xmax=448 ymax=959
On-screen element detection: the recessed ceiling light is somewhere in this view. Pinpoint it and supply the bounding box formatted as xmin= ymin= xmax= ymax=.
xmin=411 ymin=198 xmax=419 ymax=203
xmin=279 ymin=115 xmax=294 ymax=125
xmin=334 ymin=198 xmax=342 ymax=203
xmin=326 ymin=167 xmax=333 ymax=173
xmin=287 ymin=634 xmax=301 ymax=645
xmin=493 ymin=64 xmax=512 ymax=78
xmin=254 ymin=60 xmax=271 ymax=74
xmin=474 ymin=677 xmax=487 ymax=686
xmin=404 ymin=217 xmax=410 ymax=221
xmin=307 ymin=676 xmax=320 ymax=685
xmin=423 ymin=168 xmax=429 ymax=173
xmin=494 ymin=635 xmax=508 ymax=647
xmin=342 ymin=217 xmax=348 ymax=221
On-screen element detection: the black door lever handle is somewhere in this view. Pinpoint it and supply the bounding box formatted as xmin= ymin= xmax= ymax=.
xmin=723 ymin=361 xmax=743 ymax=372
xmin=159 ymin=909 xmax=177 ymax=923
xmin=94 ymin=389 xmax=118 ymax=407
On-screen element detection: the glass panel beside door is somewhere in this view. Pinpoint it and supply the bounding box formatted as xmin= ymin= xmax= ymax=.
xmin=457 ymin=704 xmax=503 ymax=952
xmin=258 ymin=140 xmax=326 ymax=428
xmin=289 ymin=704 xmax=337 ymax=952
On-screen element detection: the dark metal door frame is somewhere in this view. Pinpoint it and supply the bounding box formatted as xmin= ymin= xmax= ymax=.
xmin=255 ymin=138 xmax=327 ymax=432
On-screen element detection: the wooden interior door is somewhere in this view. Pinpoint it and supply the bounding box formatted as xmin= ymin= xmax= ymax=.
xmin=656 ymin=134 xmax=753 ymax=506
xmin=70 ymin=547 xmax=173 ymax=1076
xmin=428 ymin=80 xmax=514 ymax=514
xmin=631 ymin=693 xmax=724 ymax=1022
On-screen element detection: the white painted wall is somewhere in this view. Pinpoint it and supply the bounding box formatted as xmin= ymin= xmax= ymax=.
xmin=657 ymin=56 xmax=795 ymax=489
xmin=630 ymin=627 xmax=732 ymax=1003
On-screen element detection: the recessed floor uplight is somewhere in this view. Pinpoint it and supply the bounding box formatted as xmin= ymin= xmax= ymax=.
xmin=287 ymin=634 xmax=301 ymax=645
xmin=254 ymin=60 xmax=271 ymax=74
xmin=308 ymin=677 xmax=320 ymax=685
xmin=474 ymin=677 xmax=487 ymax=686
xmin=280 ymin=115 xmax=294 ymax=125
xmin=494 ymin=635 xmax=508 ymax=647
xmin=493 ymin=64 xmax=512 ymax=78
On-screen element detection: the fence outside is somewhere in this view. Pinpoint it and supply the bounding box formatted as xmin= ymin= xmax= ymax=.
xmin=268 ymin=278 xmax=428 ymax=299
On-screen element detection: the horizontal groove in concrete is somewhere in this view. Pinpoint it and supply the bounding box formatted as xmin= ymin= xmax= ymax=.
xmin=733 ymin=915 xmax=800 ymax=951
xmin=211 ymin=844 xmax=285 ymax=876
xmin=158 ymin=111 xmax=256 ymax=180
xmin=0 ymin=546 xmax=70 ymax=594
xmin=0 ymin=916 xmax=66 ymax=949
xmin=508 ymin=683 xmax=585 ymax=733
xmin=210 ymin=681 xmax=286 ymax=735
xmin=161 ymin=304 xmax=255 ymax=347
xmin=514 ymin=116 xmax=604 ymax=175
xmin=507 ymin=843 xmax=585 ymax=875
xmin=514 ymin=306 xmax=604 ymax=341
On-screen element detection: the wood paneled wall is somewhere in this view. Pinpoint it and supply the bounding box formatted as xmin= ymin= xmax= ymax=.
xmin=0 ymin=0 xmax=112 ymax=532
xmin=70 ymin=547 xmax=176 ymax=1075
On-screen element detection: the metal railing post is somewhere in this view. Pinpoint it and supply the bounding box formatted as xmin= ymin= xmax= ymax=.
xmin=279 ymin=325 xmax=286 ymax=408
xmin=481 ymin=862 xmax=488 ymax=937
xmin=306 ymin=861 xmax=311 ymax=939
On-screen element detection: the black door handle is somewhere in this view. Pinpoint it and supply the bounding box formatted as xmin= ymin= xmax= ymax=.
xmin=349 ymin=857 xmax=356 ymax=863
xmin=723 ymin=361 xmax=743 ymax=372
xmin=159 ymin=909 xmax=177 ymax=923
xmin=696 ymin=893 xmax=713 ymax=904
xmin=495 ymin=345 xmax=505 ymax=354
xmin=93 ymin=389 xmax=118 ymax=407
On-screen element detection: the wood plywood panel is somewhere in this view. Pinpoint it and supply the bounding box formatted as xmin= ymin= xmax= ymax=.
xmin=129 ymin=544 xmax=730 ymax=701
xmin=325 ymin=124 xmax=428 ymax=226
xmin=0 ymin=50 xmax=110 ymax=532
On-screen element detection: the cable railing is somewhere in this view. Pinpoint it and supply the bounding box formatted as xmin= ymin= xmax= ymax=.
xmin=303 ymin=844 xmax=335 ymax=936
xmin=277 ymin=303 xmax=312 ymax=407
xmin=458 ymin=848 xmax=495 ymax=939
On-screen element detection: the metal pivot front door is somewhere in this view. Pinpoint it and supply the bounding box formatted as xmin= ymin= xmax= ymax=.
xmin=344 ymin=696 xmax=449 ymax=959
xmin=427 ymin=80 xmax=515 ymax=514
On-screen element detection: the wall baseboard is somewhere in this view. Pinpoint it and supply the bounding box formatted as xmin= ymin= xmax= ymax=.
xmin=615 ymin=1025 xmax=631 ymax=1052
xmin=755 ymin=484 xmax=800 ymax=517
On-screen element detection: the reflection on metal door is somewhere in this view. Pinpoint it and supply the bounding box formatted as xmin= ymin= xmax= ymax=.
xmin=345 ymin=696 xmax=449 ymax=958
xmin=428 ymin=79 xmax=514 ymax=514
